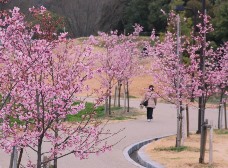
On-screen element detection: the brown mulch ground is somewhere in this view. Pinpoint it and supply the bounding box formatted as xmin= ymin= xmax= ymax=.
xmin=145 ymin=131 xmax=228 ymax=168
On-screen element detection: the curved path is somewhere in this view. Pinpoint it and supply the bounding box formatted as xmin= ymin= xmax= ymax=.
xmin=0 ymin=100 xmax=219 ymax=168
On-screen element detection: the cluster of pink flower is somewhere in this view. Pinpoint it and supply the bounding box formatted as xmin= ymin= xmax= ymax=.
xmin=148 ymin=11 xmax=227 ymax=105
xmin=0 ymin=5 xmax=127 ymax=167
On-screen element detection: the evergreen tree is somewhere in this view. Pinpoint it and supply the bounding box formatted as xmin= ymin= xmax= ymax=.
xmin=123 ymin=0 xmax=151 ymax=34
xmin=148 ymin=0 xmax=170 ymax=33
xmin=212 ymin=0 xmax=228 ymax=44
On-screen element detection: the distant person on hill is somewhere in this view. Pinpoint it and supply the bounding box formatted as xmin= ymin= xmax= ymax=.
xmin=141 ymin=47 xmax=148 ymax=57
xmin=140 ymin=85 xmax=157 ymax=122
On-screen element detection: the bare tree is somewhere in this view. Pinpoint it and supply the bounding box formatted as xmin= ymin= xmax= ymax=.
xmin=3 ymin=0 xmax=127 ymax=37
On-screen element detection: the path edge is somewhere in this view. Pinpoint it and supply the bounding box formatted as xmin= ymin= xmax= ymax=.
xmin=123 ymin=134 xmax=174 ymax=168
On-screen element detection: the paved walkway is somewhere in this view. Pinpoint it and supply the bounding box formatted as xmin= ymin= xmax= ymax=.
xmin=0 ymin=100 xmax=219 ymax=168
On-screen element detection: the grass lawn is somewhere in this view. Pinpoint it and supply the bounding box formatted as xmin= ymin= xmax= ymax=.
xmin=66 ymin=102 xmax=105 ymax=122
xmin=66 ymin=102 xmax=142 ymax=122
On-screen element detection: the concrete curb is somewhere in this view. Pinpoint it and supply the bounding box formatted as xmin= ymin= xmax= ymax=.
xmin=123 ymin=134 xmax=174 ymax=168
xmin=137 ymin=144 xmax=165 ymax=168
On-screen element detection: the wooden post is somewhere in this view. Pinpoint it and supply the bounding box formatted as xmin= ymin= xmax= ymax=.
xmin=199 ymin=119 xmax=208 ymax=163
xmin=186 ymin=104 xmax=190 ymax=137
xmin=224 ymin=102 xmax=227 ymax=129
xmin=209 ymin=121 xmax=213 ymax=165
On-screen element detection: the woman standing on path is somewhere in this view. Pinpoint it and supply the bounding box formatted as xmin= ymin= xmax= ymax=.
xmin=140 ymin=85 xmax=157 ymax=122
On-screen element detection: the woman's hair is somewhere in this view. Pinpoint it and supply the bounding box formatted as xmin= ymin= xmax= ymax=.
xmin=149 ymin=85 xmax=154 ymax=91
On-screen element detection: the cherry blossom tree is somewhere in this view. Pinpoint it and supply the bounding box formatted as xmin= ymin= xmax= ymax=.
xmin=185 ymin=13 xmax=224 ymax=133
xmin=148 ymin=11 xmax=227 ymax=147
xmin=185 ymin=12 xmax=228 ymax=163
xmin=208 ymin=42 xmax=228 ymax=129
xmin=0 ymin=6 xmax=121 ymax=168
xmin=148 ymin=12 xmax=194 ymax=147
xmin=93 ymin=25 xmax=141 ymax=114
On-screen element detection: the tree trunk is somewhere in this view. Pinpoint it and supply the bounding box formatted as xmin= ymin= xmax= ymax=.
xmin=118 ymin=81 xmax=121 ymax=107
xmin=104 ymin=98 xmax=108 ymax=115
xmin=199 ymin=97 xmax=206 ymax=163
xmin=54 ymin=126 xmax=59 ymax=168
xmin=180 ymin=101 xmax=184 ymax=144
xmin=199 ymin=120 xmax=208 ymax=163
xmin=109 ymin=94 xmax=111 ymax=115
xmin=9 ymin=148 xmax=14 ymax=168
xmin=175 ymin=14 xmax=182 ymax=147
xmin=199 ymin=0 xmax=207 ymax=163
xmin=209 ymin=121 xmax=213 ymax=165
xmin=176 ymin=102 xmax=182 ymax=147
xmin=181 ymin=103 xmax=186 ymax=145
xmin=108 ymin=81 xmax=112 ymax=115
xmin=37 ymin=140 xmax=42 ymax=168
xmin=123 ymin=82 xmax=126 ymax=112
xmin=17 ymin=148 xmax=23 ymax=168
xmin=13 ymin=147 xmax=18 ymax=168
xmin=186 ymin=104 xmax=190 ymax=137
xmin=114 ymin=85 xmax=117 ymax=107
xmin=218 ymin=104 xmax=221 ymax=129
xmin=54 ymin=152 xmax=58 ymax=167
xmin=224 ymin=102 xmax=227 ymax=129
xmin=126 ymin=81 xmax=130 ymax=112
xmin=197 ymin=97 xmax=202 ymax=134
